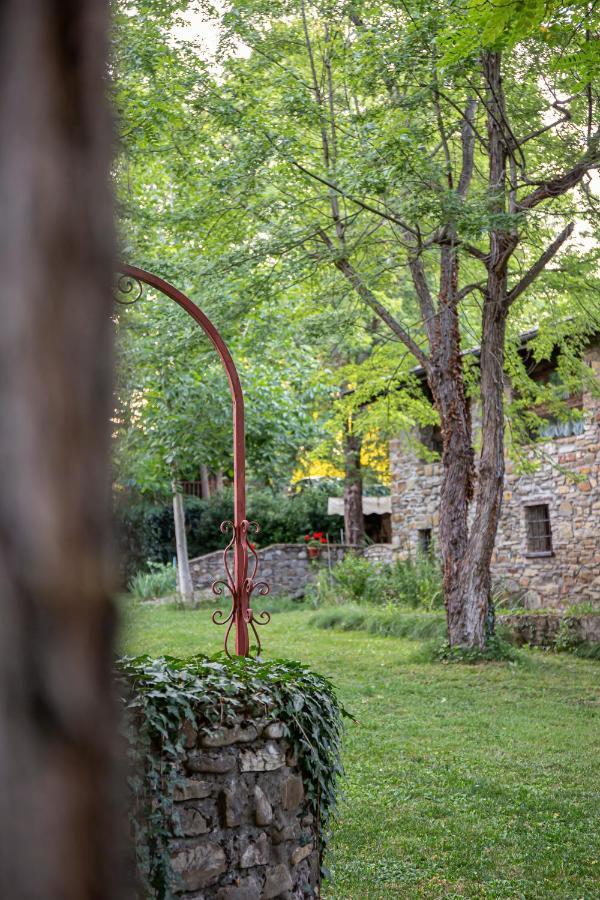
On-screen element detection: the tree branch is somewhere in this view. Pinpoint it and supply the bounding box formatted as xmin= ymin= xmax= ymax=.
xmin=507 ymin=222 xmax=574 ymax=306
xmin=516 ymin=113 xmax=571 ymax=148
xmin=430 ymin=230 xmax=489 ymax=264
xmin=408 ymin=254 xmax=437 ymax=334
xmin=456 ymin=282 xmax=486 ymax=302
xmin=457 ymin=99 xmax=477 ymax=199
xmin=518 ymin=129 xmax=600 ymax=210
xmin=290 ymin=157 xmax=418 ymax=237
xmin=433 ymin=73 xmax=453 ymax=189
xmin=317 ymin=228 xmax=429 ymax=365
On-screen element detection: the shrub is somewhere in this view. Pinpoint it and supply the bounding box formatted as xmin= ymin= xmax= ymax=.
xmin=128 ymin=561 xmax=177 ymax=600
xmin=435 ymin=634 xmax=520 ymax=664
xmin=311 ymin=554 xmax=443 ymax=610
xmin=115 ymin=485 xmax=341 ymax=582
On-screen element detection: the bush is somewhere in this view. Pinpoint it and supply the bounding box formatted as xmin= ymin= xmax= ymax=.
xmin=311 ymin=554 xmax=443 ymax=610
xmin=435 ymin=634 xmax=520 ymax=664
xmin=115 ymin=485 xmax=342 ymax=583
xmin=128 ymin=561 xmax=177 ymax=600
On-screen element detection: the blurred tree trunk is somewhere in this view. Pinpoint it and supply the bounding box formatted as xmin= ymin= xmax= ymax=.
xmin=343 ymin=425 xmax=365 ymax=546
xmin=200 ymin=462 xmax=211 ymax=499
xmin=0 ymin=2 xmax=129 ymax=899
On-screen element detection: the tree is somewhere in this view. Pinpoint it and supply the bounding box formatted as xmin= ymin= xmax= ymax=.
xmin=112 ymin=0 xmax=385 ymax=541
xmin=0 ymin=1 xmax=128 ymax=897
xmin=196 ymin=0 xmax=599 ymax=647
xmin=112 ymin=0 xmax=598 ymax=645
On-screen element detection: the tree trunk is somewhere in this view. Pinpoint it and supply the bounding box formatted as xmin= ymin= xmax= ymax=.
xmin=452 ymin=50 xmax=514 ymax=648
xmin=0 ymin=2 xmax=129 ymax=898
xmin=200 ymin=463 xmax=211 ymax=499
xmin=172 ymin=481 xmax=194 ymax=606
xmin=427 ymin=296 xmax=476 ymax=647
xmin=343 ymin=426 xmax=365 ymax=545
xmin=215 ymin=470 xmax=225 ymax=493
xmin=459 ymin=305 xmax=507 ymax=646
xmin=435 ymin=50 xmax=513 ymax=649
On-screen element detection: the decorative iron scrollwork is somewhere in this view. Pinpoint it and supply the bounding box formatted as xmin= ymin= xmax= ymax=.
xmin=115 ymin=272 xmax=143 ymax=305
xmin=211 ymin=519 xmax=270 ymax=657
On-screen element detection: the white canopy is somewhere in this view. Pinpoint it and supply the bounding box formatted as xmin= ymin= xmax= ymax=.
xmin=327 ymin=496 xmax=391 ymax=516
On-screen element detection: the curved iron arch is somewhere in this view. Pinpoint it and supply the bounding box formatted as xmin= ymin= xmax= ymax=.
xmin=116 ymin=264 xmax=270 ymax=657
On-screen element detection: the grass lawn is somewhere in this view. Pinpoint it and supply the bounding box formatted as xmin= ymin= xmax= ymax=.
xmin=122 ymin=601 xmax=600 ymax=900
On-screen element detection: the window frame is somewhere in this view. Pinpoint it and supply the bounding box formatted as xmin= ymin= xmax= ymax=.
xmin=418 ymin=527 xmax=433 ymax=555
xmin=523 ymin=502 xmax=553 ymax=557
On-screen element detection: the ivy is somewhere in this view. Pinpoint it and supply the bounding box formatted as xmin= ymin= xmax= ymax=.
xmin=118 ymin=654 xmax=350 ymax=896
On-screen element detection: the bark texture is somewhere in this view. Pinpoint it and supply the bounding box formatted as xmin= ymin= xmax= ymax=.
xmin=426 ymin=53 xmax=513 ymax=648
xmin=343 ymin=428 xmax=365 ymax=546
xmin=0 ymin=2 xmax=128 ymax=898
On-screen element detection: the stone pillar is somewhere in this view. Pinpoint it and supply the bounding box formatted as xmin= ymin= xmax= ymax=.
xmin=155 ymin=716 xmax=321 ymax=898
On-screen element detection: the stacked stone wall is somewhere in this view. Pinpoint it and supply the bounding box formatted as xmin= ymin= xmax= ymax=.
xmin=190 ymin=543 xmax=393 ymax=598
xmin=499 ymin=613 xmax=600 ymax=647
xmin=389 ymin=343 xmax=600 ymax=610
xmin=160 ymin=715 xmax=319 ymax=899
xmin=363 ymin=543 xmax=395 ymax=565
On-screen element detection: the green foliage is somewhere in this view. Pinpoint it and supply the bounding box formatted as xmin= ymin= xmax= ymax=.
xmin=116 ymin=484 xmax=342 ymax=580
xmin=118 ymin=653 xmax=348 ymax=893
xmin=112 ymin=0 xmax=600 ymax=652
xmin=436 ymin=635 xmax=520 ymax=664
xmin=570 ymin=641 xmax=600 ymax=661
xmin=552 ymin=615 xmax=600 ymax=659
xmin=553 ymin=616 xmax=581 ymax=654
xmin=128 ymin=561 xmax=177 ymax=600
xmin=312 ymin=554 xmax=443 ymax=610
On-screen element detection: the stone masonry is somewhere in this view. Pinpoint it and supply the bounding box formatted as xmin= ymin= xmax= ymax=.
xmin=189 ymin=543 xmax=393 ymax=599
xmin=390 ymin=341 xmax=600 ymax=610
xmin=161 ymin=714 xmax=319 ymax=899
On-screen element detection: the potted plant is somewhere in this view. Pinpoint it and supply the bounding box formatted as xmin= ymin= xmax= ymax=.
xmin=304 ymin=531 xmax=328 ymax=559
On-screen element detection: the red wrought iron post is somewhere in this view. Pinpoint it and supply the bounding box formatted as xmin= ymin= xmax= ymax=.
xmin=116 ymin=265 xmax=269 ymax=656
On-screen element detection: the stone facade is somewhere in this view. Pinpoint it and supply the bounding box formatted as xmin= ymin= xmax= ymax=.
xmin=363 ymin=543 xmax=395 ymax=565
xmin=390 ymin=342 xmax=600 ymax=610
xmin=190 ymin=543 xmax=393 ymax=598
xmin=158 ymin=714 xmax=319 ymax=898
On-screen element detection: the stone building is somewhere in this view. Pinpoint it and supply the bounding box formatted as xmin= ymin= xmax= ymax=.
xmin=390 ymin=334 xmax=600 ymax=610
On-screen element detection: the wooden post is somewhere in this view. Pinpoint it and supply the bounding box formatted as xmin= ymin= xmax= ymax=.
xmin=172 ymin=480 xmax=194 ymax=606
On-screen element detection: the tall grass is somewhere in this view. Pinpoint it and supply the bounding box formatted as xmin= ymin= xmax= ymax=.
xmin=311 ymin=553 xmax=443 ymax=610
xmin=128 ymin=561 xmax=177 ymax=600
xmin=309 ymin=604 xmax=446 ymax=641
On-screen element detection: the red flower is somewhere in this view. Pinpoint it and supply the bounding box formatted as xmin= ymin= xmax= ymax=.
xmin=320 ymin=537 xmax=327 ymax=544
xmin=313 ymin=532 xmax=324 ymax=539
xmin=304 ymin=534 xmax=310 ymax=541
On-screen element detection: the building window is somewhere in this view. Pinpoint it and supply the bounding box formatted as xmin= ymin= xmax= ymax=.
xmin=418 ymin=528 xmax=432 ymax=555
xmin=525 ymin=504 xmax=553 ymax=555
xmin=538 ymin=416 xmax=585 ymax=439
xmin=419 ymin=424 xmax=444 ymax=456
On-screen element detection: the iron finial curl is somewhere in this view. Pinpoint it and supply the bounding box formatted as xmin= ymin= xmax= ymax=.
xmin=115 ymin=273 xmax=143 ymax=305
